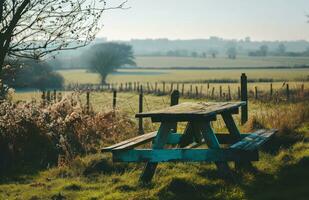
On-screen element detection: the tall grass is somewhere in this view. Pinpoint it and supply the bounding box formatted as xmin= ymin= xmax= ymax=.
xmin=0 ymin=94 xmax=136 ymax=174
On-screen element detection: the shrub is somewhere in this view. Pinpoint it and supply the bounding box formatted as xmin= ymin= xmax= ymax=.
xmin=0 ymin=94 xmax=136 ymax=174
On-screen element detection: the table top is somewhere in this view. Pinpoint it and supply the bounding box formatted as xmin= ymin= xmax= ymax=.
xmin=136 ymin=102 xmax=246 ymax=122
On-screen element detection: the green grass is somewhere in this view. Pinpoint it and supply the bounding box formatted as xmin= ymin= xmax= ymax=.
xmin=135 ymin=56 xmax=309 ymax=68
xmin=57 ymin=68 xmax=309 ymax=85
xmin=1 ymin=140 xmax=308 ymax=200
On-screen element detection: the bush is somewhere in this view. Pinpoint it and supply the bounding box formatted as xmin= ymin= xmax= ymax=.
xmin=0 ymin=94 xmax=136 ymax=174
xmin=3 ymin=58 xmax=64 ymax=89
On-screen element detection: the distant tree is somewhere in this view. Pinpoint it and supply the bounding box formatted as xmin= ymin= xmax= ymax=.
xmin=208 ymin=49 xmax=218 ymax=58
xmin=0 ymin=0 xmax=128 ymax=75
xmin=86 ymin=43 xmax=136 ymax=84
xmin=191 ymin=51 xmax=198 ymax=58
xmin=259 ymin=45 xmax=269 ymax=56
xmin=277 ymin=43 xmax=286 ymax=55
xmin=202 ymin=52 xmax=207 ymax=58
xmin=227 ymin=46 xmax=237 ymax=59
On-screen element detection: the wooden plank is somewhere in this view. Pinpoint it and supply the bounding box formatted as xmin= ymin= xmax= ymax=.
xmin=139 ymin=122 xmax=174 ymax=183
xmin=113 ymin=149 xmax=259 ymax=162
xmin=230 ymin=129 xmax=277 ymax=150
xmin=101 ymin=131 xmax=157 ymax=152
xmin=135 ymin=102 xmax=245 ymax=122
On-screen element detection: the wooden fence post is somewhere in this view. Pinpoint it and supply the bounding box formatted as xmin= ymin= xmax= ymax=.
xmin=286 ymin=83 xmax=290 ymax=101
xmin=219 ymin=85 xmax=222 ymax=99
xmin=113 ymin=90 xmax=117 ymax=110
xmin=53 ymin=89 xmax=57 ymax=103
xmin=170 ymin=83 xmax=173 ymax=93
xmin=190 ymin=85 xmax=193 ymax=96
xmin=241 ymin=73 xmax=248 ymax=125
xmin=270 ymin=83 xmax=273 ymax=97
xmin=86 ymin=90 xmax=90 ymax=113
xmin=228 ymin=86 xmax=231 ymax=100
xmin=138 ymin=86 xmax=144 ymax=134
xmin=181 ymin=83 xmax=185 ymax=96
xmin=42 ymin=90 xmax=46 ymax=106
xmin=163 ymin=82 xmax=166 ymax=94
xmin=255 ymin=86 xmax=258 ymax=100
xmin=195 ymin=86 xmax=199 ymax=98
xmin=47 ymin=90 xmax=51 ymax=103
xmin=170 ymin=90 xmax=180 ymax=132
xmin=155 ymin=82 xmax=158 ymax=93
xmin=211 ymin=87 xmax=215 ymax=99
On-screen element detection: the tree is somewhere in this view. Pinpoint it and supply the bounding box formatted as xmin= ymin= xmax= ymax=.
xmin=259 ymin=45 xmax=269 ymax=56
xmin=0 ymin=0 xmax=128 ymax=75
xmin=277 ymin=43 xmax=286 ymax=55
xmin=86 ymin=43 xmax=136 ymax=84
xmin=227 ymin=46 xmax=237 ymax=59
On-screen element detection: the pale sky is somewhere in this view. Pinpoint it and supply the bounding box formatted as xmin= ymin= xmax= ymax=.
xmin=99 ymin=0 xmax=309 ymax=41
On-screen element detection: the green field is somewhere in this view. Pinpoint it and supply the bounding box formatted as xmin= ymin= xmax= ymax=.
xmin=135 ymin=56 xmax=309 ymax=68
xmin=58 ymin=68 xmax=309 ymax=85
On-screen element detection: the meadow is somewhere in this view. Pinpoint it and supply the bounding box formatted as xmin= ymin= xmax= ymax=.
xmin=58 ymin=68 xmax=309 ymax=85
xmin=135 ymin=56 xmax=309 ymax=68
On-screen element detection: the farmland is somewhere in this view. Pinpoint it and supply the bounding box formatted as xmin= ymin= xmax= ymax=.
xmin=58 ymin=68 xmax=309 ymax=85
xmin=135 ymin=56 xmax=309 ymax=68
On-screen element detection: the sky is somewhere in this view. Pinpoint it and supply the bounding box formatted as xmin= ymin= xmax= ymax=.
xmin=99 ymin=0 xmax=309 ymax=41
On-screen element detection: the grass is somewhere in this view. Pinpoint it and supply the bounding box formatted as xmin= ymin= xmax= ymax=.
xmin=57 ymin=68 xmax=309 ymax=85
xmin=135 ymin=56 xmax=309 ymax=68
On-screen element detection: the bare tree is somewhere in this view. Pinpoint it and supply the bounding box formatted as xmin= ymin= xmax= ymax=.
xmin=0 ymin=0 xmax=128 ymax=74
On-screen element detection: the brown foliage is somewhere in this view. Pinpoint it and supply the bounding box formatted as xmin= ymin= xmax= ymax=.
xmin=0 ymin=94 xmax=136 ymax=173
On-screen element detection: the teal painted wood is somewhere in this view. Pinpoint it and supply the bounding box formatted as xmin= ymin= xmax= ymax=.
xmin=113 ymin=149 xmax=259 ymax=162
xmin=198 ymin=122 xmax=231 ymax=175
xmin=221 ymin=112 xmax=253 ymax=170
xmin=179 ymin=122 xmax=195 ymax=147
xmin=139 ymin=122 xmax=174 ymax=183
xmin=166 ymin=133 xmax=251 ymax=145
xmin=221 ymin=112 xmax=241 ymax=140
xmin=230 ymin=129 xmax=277 ymax=150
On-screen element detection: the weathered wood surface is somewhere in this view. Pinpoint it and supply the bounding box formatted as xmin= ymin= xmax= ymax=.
xmin=101 ymin=131 xmax=157 ymax=152
xmin=102 ymin=132 xmax=253 ymax=153
xmin=135 ymin=102 xmax=245 ymax=122
xmin=113 ymin=149 xmax=259 ymax=162
xmin=230 ymin=129 xmax=277 ymax=150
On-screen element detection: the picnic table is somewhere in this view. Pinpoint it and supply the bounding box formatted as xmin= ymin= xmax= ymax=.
xmin=102 ymin=101 xmax=276 ymax=183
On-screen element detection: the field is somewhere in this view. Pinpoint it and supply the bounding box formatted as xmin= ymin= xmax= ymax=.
xmin=58 ymin=68 xmax=309 ymax=85
xmin=135 ymin=56 xmax=309 ymax=68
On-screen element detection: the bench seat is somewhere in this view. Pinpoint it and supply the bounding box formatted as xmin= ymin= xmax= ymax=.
xmin=230 ymin=129 xmax=277 ymax=151
xmin=101 ymin=131 xmax=157 ymax=152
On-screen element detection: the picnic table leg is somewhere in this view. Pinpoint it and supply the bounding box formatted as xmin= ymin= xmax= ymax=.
xmin=139 ymin=122 xmax=174 ymax=183
xmin=221 ymin=112 xmax=254 ymax=171
xmin=178 ymin=122 xmax=203 ymax=147
xmin=199 ymin=122 xmax=231 ymax=177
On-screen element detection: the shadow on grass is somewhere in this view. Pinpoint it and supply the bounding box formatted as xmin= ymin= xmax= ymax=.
xmin=243 ymin=156 xmax=309 ymax=200
xmin=156 ymin=156 xmax=309 ymax=200
xmin=0 ymin=163 xmax=42 ymax=184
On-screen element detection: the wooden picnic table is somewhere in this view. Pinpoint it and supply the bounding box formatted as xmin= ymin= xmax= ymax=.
xmin=102 ymin=102 xmax=276 ymax=183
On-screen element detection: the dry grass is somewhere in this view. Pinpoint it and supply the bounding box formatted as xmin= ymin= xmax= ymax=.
xmin=0 ymin=93 xmax=137 ymax=174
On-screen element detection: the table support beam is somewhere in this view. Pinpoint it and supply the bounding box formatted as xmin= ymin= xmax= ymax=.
xmin=139 ymin=122 xmax=174 ymax=183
